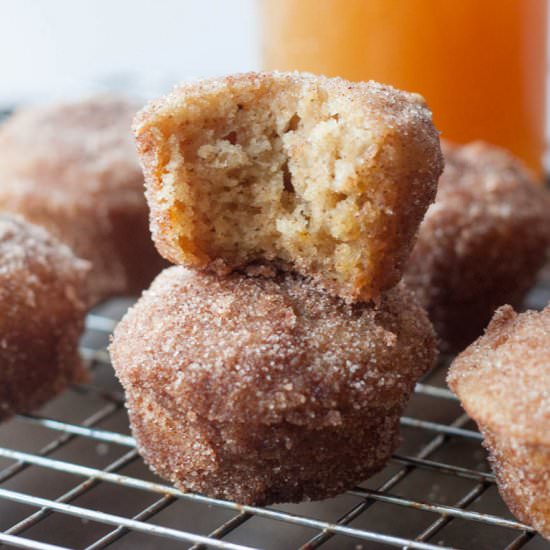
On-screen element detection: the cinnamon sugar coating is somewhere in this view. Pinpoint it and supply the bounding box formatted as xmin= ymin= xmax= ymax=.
xmin=134 ymin=71 xmax=442 ymax=302
xmin=0 ymin=96 xmax=166 ymax=304
xmin=448 ymin=305 xmax=550 ymax=538
xmin=0 ymin=214 xmax=89 ymax=421
xmin=110 ymin=266 xmax=436 ymax=504
xmin=405 ymin=141 xmax=550 ymax=351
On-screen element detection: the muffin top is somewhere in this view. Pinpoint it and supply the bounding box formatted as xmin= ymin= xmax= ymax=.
xmin=448 ymin=304 xmax=550 ymax=444
xmin=0 ymin=95 xmax=142 ymax=197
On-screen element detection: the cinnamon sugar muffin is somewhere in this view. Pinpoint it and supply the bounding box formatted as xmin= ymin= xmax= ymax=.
xmin=0 ymin=214 xmax=89 ymax=421
xmin=448 ymin=304 xmax=550 ymax=539
xmin=110 ymin=266 xmax=436 ymax=505
xmin=405 ymin=141 xmax=550 ymax=351
xmin=134 ymin=71 xmax=443 ymax=302
xmin=0 ymin=96 xmax=166 ymax=304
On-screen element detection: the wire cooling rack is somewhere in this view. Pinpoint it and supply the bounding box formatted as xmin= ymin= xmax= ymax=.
xmin=0 ymin=275 xmax=549 ymax=550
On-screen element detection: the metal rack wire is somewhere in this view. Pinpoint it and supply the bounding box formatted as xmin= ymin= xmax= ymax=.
xmin=1 ymin=279 xmax=549 ymax=550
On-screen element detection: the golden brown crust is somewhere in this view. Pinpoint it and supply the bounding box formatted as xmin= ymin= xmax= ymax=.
xmin=405 ymin=140 xmax=550 ymax=351
xmin=448 ymin=304 xmax=550 ymax=538
xmin=0 ymin=96 xmax=166 ymax=304
xmin=0 ymin=214 xmax=89 ymax=420
xmin=110 ymin=266 xmax=436 ymax=504
xmin=134 ymin=71 xmax=442 ymax=302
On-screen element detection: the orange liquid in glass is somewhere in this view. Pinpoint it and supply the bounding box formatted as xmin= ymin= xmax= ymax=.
xmin=262 ymin=0 xmax=547 ymax=177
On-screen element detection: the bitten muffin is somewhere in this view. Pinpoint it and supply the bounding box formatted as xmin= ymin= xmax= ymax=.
xmin=448 ymin=304 xmax=550 ymax=539
xmin=0 ymin=214 xmax=89 ymax=421
xmin=110 ymin=266 xmax=436 ymax=505
xmin=0 ymin=96 xmax=166 ymax=304
xmin=405 ymin=141 xmax=550 ymax=352
xmin=134 ymin=71 xmax=443 ymax=302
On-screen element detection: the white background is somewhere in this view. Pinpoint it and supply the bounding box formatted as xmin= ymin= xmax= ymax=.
xmin=0 ymin=0 xmax=259 ymax=106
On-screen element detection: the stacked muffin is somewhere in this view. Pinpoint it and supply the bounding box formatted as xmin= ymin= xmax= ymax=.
xmin=110 ymin=72 xmax=443 ymax=505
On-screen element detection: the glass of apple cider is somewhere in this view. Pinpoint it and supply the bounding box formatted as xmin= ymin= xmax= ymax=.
xmin=262 ymin=0 xmax=547 ymax=177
